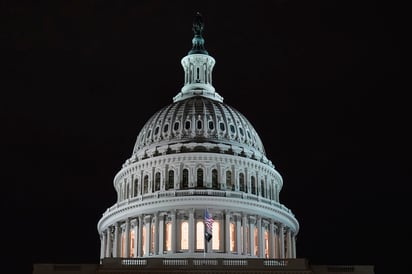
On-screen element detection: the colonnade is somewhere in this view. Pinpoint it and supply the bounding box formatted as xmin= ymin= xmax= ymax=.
xmin=100 ymin=209 xmax=296 ymax=260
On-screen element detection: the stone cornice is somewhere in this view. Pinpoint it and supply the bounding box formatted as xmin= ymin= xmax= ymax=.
xmin=97 ymin=193 xmax=299 ymax=235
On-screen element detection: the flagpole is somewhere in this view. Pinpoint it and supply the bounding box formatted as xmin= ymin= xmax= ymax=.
xmin=204 ymin=208 xmax=206 ymax=258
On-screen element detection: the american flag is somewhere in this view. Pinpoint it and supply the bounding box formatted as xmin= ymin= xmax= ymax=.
xmin=204 ymin=208 xmax=214 ymax=242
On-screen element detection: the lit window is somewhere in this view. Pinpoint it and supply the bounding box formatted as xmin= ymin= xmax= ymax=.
xmin=254 ymin=227 xmax=258 ymax=256
xmin=130 ymin=229 xmax=135 ymax=257
xmin=142 ymin=226 xmax=146 ymax=256
xmin=264 ymin=228 xmax=269 ymax=258
xmin=121 ymin=230 xmax=126 ymax=257
xmin=196 ymin=221 xmax=204 ymax=250
xmin=212 ymin=221 xmax=220 ymax=250
xmin=181 ymin=221 xmax=189 ymax=250
xmin=165 ymin=223 xmax=172 ymax=251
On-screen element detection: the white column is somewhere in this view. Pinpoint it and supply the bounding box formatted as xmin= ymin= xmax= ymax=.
xmin=158 ymin=213 xmax=165 ymax=255
xmin=257 ymin=217 xmax=263 ymax=257
xmin=242 ymin=214 xmax=248 ymax=255
xmin=236 ymin=214 xmax=241 ymax=254
xmin=269 ymin=220 xmax=275 ymax=258
xmin=171 ymin=210 xmax=177 ymax=253
xmin=249 ymin=216 xmax=255 ymax=256
xmin=144 ymin=215 xmax=152 ymax=256
xmin=225 ymin=211 xmax=230 ymax=253
xmin=292 ymin=233 xmax=296 ymax=258
xmin=133 ymin=220 xmax=138 ymax=257
xmin=274 ymin=225 xmax=279 ymax=258
xmin=113 ymin=222 xmax=119 ymax=257
xmin=100 ymin=233 xmax=105 ymax=260
xmin=279 ymin=224 xmax=285 ymax=259
xmin=138 ymin=215 xmax=143 ymax=257
xmin=286 ymin=228 xmax=292 ymax=258
xmin=153 ymin=213 xmax=159 ymax=255
xmin=189 ymin=209 xmax=195 ymax=253
xmin=105 ymin=227 xmax=111 ymax=258
xmin=125 ymin=218 xmax=130 ymax=257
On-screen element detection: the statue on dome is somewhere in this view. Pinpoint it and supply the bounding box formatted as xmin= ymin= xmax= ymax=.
xmin=192 ymin=12 xmax=204 ymax=36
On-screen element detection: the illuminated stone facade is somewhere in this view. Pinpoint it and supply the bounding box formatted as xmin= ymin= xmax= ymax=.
xmin=97 ymin=13 xmax=298 ymax=261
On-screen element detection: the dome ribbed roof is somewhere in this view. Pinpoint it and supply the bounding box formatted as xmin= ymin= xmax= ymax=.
xmin=132 ymin=96 xmax=265 ymax=156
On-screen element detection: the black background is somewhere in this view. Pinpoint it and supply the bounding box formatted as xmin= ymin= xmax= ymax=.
xmin=2 ymin=1 xmax=408 ymax=274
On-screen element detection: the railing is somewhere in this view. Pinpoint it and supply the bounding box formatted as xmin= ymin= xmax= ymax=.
xmin=100 ymin=258 xmax=308 ymax=270
xmin=104 ymin=189 xmax=291 ymax=215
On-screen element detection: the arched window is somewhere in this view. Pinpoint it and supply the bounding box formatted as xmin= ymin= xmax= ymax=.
xmin=134 ymin=179 xmax=138 ymax=197
xmin=208 ymin=121 xmax=214 ymax=130
xmin=163 ymin=123 xmax=169 ymax=133
xmin=197 ymin=168 xmax=204 ymax=188
xmin=239 ymin=173 xmax=245 ymax=192
xmin=219 ymin=122 xmax=225 ymax=131
xmin=251 ymin=176 xmax=256 ymax=195
xmin=212 ymin=169 xmax=219 ymax=189
xmin=185 ymin=121 xmax=191 ymax=130
xmin=167 ymin=170 xmax=174 ymax=190
xmin=182 ymin=169 xmax=189 ymax=189
xmin=261 ymin=180 xmax=265 ymax=197
xmin=181 ymin=221 xmax=189 ymax=250
xmin=155 ymin=172 xmax=161 ymax=191
xmin=226 ymin=170 xmax=232 ymax=190
xmin=143 ymin=175 xmax=149 ymax=194
xmin=196 ymin=221 xmax=204 ymax=250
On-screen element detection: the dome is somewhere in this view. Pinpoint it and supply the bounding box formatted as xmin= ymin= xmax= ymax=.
xmin=97 ymin=13 xmax=298 ymax=262
xmin=131 ymin=96 xmax=266 ymax=162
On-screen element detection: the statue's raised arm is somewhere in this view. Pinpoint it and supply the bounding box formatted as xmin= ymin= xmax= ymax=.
xmin=192 ymin=12 xmax=204 ymax=36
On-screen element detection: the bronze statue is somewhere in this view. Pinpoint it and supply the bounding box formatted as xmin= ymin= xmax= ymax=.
xmin=192 ymin=12 xmax=204 ymax=36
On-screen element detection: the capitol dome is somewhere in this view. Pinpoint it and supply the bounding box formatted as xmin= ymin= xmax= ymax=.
xmin=97 ymin=13 xmax=298 ymax=261
xmin=131 ymin=96 xmax=267 ymax=164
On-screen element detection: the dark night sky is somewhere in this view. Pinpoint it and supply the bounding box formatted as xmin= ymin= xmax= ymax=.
xmin=1 ymin=1 xmax=409 ymax=274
